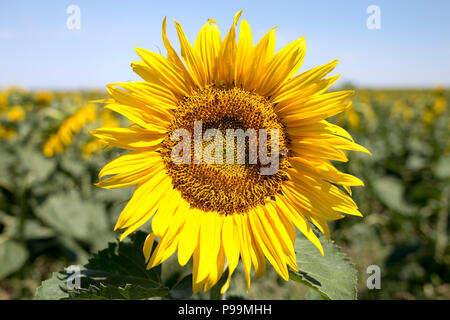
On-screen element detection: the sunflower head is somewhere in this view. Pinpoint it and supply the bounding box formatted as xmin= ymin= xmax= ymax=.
xmin=43 ymin=104 xmax=97 ymax=157
xmin=92 ymin=11 xmax=370 ymax=294
xmin=7 ymin=105 xmax=26 ymax=122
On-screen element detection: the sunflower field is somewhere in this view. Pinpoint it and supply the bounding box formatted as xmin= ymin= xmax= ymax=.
xmin=0 ymin=85 xmax=448 ymax=300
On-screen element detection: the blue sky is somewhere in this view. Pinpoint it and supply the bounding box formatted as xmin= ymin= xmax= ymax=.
xmin=1 ymin=0 xmax=449 ymax=89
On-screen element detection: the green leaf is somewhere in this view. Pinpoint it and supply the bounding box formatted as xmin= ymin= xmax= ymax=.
xmin=17 ymin=148 xmax=56 ymax=185
xmin=35 ymin=191 xmax=110 ymax=244
xmin=35 ymin=231 xmax=169 ymax=300
xmin=85 ymin=231 xmax=162 ymax=283
xmin=60 ymin=155 xmax=89 ymax=179
xmin=304 ymin=288 xmax=324 ymax=300
xmin=68 ymin=282 xmax=167 ymax=300
xmin=289 ymin=232 xmax=358 ymax=300
xmin=434 ymin=155 xmax=450 ymax=179
xmin=372 ymin=176 xmax=416 ymax=215
xmin=34 ymin=271 xmax=69 ymax=300
xmin=0 ymin=211 xmax=55 ymax=240
xmin=0 ymin=151 xmax=15 ymax=191
xmin=0 ymin=239 xmax=29 ymax=279
xmin=169 ymin=274 xmax=193 ymax=299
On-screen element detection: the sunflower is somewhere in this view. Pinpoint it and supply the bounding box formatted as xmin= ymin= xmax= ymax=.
xmin=6 ymin=105 xmax=26 ymax=122
xmin=0 ymin=125 xmax=16 ymax=140
xmin=43 ymin=103 xmax=97 ymax=157
xmin=92 ymin=11 xmax=370 ymax=294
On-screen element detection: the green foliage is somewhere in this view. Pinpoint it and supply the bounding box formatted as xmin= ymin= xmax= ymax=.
xmin=35 ymin=232 xmax=169 ymax=300
xmin=0 ymin=90 xmax=125 ymax=299
xmin=372 ymin=176 xmax=416 ymax=215
xmin=0 ymin=240 xmax=29 ymax=279
xmin=289 ymin=233 xmax=358 ymax=300
xmin=332 ymin=89 xmax=450 ymax=299
xmin=35 ymin=192 xmax=110 ymax=246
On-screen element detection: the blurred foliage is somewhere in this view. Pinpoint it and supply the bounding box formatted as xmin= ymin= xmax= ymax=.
xmin=0 ymin=86 xmax=448 ymax=299
xmin=0 ymin=87 xmax=132 ymax=299
xmin=332 ymin=87 xmax=450 ymax=300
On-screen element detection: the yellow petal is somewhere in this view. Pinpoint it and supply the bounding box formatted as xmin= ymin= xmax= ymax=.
xmin=90 ymin=126 xmax=165 ymax=151
xmin=196 ymin=213 xmax=223 ymax=283
xmin=248 ymin=208 xmax=289 ymax=280
xmin=275 ymin=196 xmax=324 ymax=256
xmin=97 ymin=151 xmax=162 ymax=189
xmin=107 ymin=84 xmax=173 ymax=122
xmin=147 ymin=205 xmax=188 ymax=268
xmin=115 ymin=171 xmax=169 ymax=230
xmin=105 ymin=102 xmax=170 ymax=129
xmin=216 ymin=10 xmax=242 ymax=85
xmin=177 ymin=207 xmax=201 ymax=266
xmin=151 ymin=190 xmax=183 ymax=236
xmin=272 ymin=60 xmax=338 ymax=102
xmin=249 ymin=236 xmax=266 ymax=279
xmin=194 ymin=19 xmax=222 ymax=83
xmin=204 ymin=244 xmax=226 ymax=292
xmin=257 ymin=37 xmax=306 ymax=96
xmin=135 ymin=48 xmax=192 ymax=96
xmin=175 ymin=21 xmax=208 ymax=87
xmin=143 ymin=232 xmax=156 ymax=263
xmin=242 ymin=27 xmax=276 ymax=91
xmin=220 ymin=214 xmax=240 ymax=293
xmin=235 ymin=213 xmax=252 ymax=292
xmin=235 ymin=19 xmax=253 ymax=86
xmin=162 ymin=17 xmax=197 ymax=90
